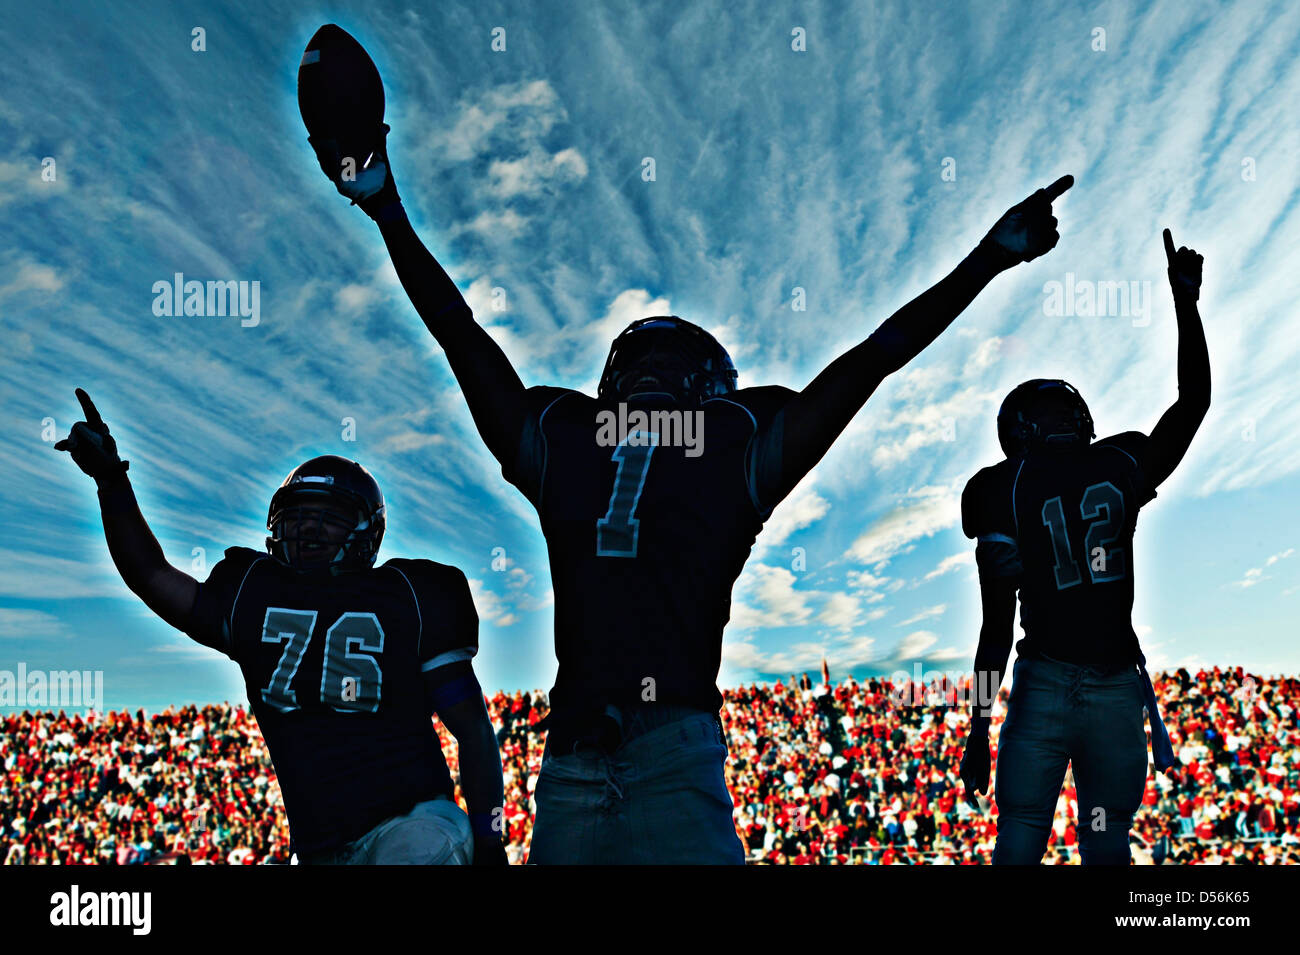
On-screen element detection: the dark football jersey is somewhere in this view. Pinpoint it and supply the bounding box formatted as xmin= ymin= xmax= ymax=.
xmin=503 ymin=385 xmax=792 ymax=716
xmin=962 ymin=432 xmax=1158 ymax=666
xmin=184 ymin=547 xmax=477 ymax=853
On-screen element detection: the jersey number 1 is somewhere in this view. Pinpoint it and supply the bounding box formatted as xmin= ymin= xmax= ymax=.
xmin=260 ymin=608 xmax=385 ymax=714
xmin=596 ymin=431 xmax=659 ymax=558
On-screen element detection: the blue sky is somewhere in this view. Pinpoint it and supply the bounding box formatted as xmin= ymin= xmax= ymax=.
xmin=1 ymin=0 xmax=1297 ymax=712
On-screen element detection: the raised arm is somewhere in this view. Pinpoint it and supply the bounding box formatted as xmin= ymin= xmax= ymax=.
xmin=55 ymin=389 xmax=198 ymax=631
xmin=310 ymin=120 xmax=530 ymax=468
xmin=768 ymin=177 xmax=1073 ymax=504
xmin=1145 ymin=229 xmax=1209 ymax=489
xmin=375 ymin=203 xmax=529 ymax=467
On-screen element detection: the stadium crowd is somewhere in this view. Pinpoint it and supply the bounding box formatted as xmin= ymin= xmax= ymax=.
xmin=2 ymin=666 xmax=1297 ymax=864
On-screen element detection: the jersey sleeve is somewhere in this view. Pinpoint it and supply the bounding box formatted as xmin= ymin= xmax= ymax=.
xmin=389 ymin=559 xmax=480 ymax=675
xmin=501 ymin=385 xmax=578 ymax=507
xmin=184 ymin=547 xmax=266 ymax=659
xmin=961 ymin=467 xmax=1022 ymax=580
xmin=1096 ymin=431 xmax=1158 ymax=507
xmin=721 ymin=385 xmax=798 ymax=518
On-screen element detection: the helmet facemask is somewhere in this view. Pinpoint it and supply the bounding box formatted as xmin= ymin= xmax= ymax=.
xmin=267 ymin=488 xmax=383 ymax=573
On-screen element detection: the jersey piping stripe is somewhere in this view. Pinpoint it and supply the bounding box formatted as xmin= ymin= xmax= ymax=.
xmin=390 ymin=565 xmax=423 ymax=658
xmin=225 ymin=557 xmax=269 ymax=654
xmin=977 ymin=532 xmax=1018 ymax=546
xmin=1100 ymin=442 xmax=1140 ymax=470
xmin=536 ymin=391 xmax=574 ymax=512
xmin=705 ymin=396 xmax=763 ymax=516
xmin=420 ymin=647 xmax=478 ymax=672
xmin=1010 ymin=458 xmax=1026 ymax=538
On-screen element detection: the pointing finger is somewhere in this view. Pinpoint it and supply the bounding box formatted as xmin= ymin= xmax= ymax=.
xmin=75 ymin=388 xmax=104 ymax=428
xmin=1043 ymin=174 xmax=1074 ymax=201
xmin=1163 ymin=228 xmax=1176 ymax=263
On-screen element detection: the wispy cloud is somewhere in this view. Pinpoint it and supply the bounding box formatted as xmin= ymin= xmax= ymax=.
xmin=844 ymin=484 xmax=962 ymax=567
xmin=923 ymin=551 xmax=975 ymax=581
xmin=896 ymin=604 xmax=947 ymax=627
xmin=0 ymin=608 xmax=71 ymax=640
xmin=1233 ymin=547 xmax=1295 ymax=589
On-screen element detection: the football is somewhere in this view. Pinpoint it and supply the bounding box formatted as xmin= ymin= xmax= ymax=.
xmin=297 ymin=24 xmax=385 ymax=163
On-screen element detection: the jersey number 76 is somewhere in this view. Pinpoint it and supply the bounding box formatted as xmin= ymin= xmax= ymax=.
xmin=259 ymin=608 xmax=385 ymax=714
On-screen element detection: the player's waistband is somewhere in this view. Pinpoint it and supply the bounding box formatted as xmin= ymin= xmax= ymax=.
xmin=540 ymin=702 xmax=718 ymax=757
xmin=1013 ymin=641 xmax=1138 ymax=680
xmin=1020 ymin=647 xmax=1137 ymax=677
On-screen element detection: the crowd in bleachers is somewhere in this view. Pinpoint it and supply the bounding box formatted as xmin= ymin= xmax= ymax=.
xmin=2 ymin=666 xmax=1297 ymax=864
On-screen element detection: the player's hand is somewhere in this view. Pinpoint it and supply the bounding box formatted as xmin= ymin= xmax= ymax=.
xmin=1163 ymin=228 xmax=1202 ymax=302
xmin=959 ymin=729 xmax=991 ymax=807
xmin=980 ymin=175 xmax=1073 ymax=269
xmin=309 ymin=122 xmax=401 ymax=218
xmin=472 ymin=837 xmax=509 ymax=866
xmin=54 ymin=388 xmax=129 ymax=485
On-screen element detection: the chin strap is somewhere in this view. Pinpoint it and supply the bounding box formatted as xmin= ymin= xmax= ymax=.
xmin=624 ymin=390 xmax=680 ymax=404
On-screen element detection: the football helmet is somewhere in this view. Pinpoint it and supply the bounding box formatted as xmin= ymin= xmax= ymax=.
xmin=597 ymin=316 xmax=738 ymax=404
xmin=266 ymin=455 xmax=386 ymax=573
xmin=997 ymin=379 xmax=1095 ymax=458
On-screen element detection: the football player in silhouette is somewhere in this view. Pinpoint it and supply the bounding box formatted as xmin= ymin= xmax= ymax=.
xmin=300 ymin=23 xmax=1073 ymax=863
xmin=56 ymin=389 xmax=507 ymax=864
xmin=958 ymin=230 xmax=1208 ymax=864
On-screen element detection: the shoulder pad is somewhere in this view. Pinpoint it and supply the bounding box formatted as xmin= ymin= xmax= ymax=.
xmin=961 ymin=462 xmax=1017 ymax=539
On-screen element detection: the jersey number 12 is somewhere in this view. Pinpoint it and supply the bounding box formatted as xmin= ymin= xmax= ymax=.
xmin=1041 ymin=481 xmax=1128 ymax=589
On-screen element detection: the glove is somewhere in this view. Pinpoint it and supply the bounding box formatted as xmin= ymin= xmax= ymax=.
xmin=472 ymin=837 xmax=509 ymax=866
xmin=959 ymin=725 xmax=991 ymax=807
xmin=979 ymin=174 xmax=1074 ymax=269
xmin=54 ymin=388 xmax=129 ymax=486
xmin=309 ymin=122 xmax=401 ymax=219
xmin=1162 ymin=228 xmax=1203 ymax=302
